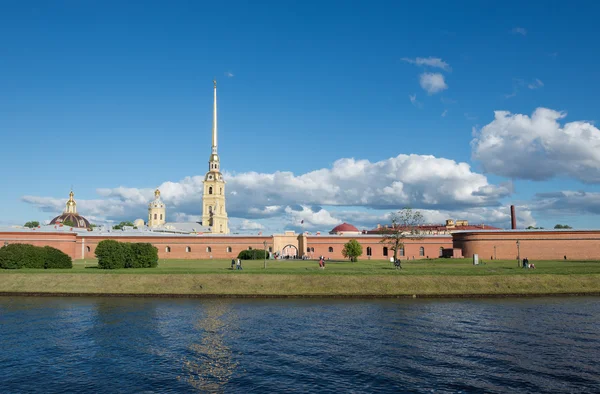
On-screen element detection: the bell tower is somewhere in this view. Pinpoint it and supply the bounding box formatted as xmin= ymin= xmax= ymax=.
xmin=202 ymin=80 xmax=229 ymax=234
xmin=148 ymin=189 xmax=166 ymax=227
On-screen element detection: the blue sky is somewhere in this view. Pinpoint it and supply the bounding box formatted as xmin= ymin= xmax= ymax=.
xmin=2 ymin=1 xmax=600 ymax=232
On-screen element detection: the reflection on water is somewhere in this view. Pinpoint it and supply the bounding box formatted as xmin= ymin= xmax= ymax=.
xmin=0 ymin=297 xmax=599 ymax=393
xmin=180 ymin=301 xmax=238 ymax=391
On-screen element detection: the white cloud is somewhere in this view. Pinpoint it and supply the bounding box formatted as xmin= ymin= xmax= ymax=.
xmin=419 ymin=72 xmax=448 ymax=95
xmin=409 ymin=94 xmax=422 ymax=108
xmin=441 ymin=109 xmax=448 ymax=117
xmin=511 ymin=27 xmax=527 ymax=36
xmin=528 ymin=79 xmax=544 ymax=89
xmin=23 ymin=154 xmax=512 ymax=230
xmin=472 ymin=108 xmax=600 ymax=182
xmin=402 ymin=57 xmax=451 ymax=72
xmin=285 ymin=206 xmax=341 ymax=229
xmin=531 ymin=191 xmax=600 ymax=216
xmin=236 ymin=219 xmax=264 ymax=231
xmin=225 ymin=71 xmax=234 ymax=77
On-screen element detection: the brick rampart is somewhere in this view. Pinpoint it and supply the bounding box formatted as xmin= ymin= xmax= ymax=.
xmin=0 ymin=232 xmax=78 ymax=258
xmin=453 ymin=230 xmax=600 ymax=260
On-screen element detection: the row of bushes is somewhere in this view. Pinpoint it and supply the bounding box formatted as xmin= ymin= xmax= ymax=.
xmin=237 ymin=249 xmax=269 ymax=260
xmin=0 ymin=243 xmax=72 ymax=269
xmin=95 ymin=240 xmax=158 ymax=269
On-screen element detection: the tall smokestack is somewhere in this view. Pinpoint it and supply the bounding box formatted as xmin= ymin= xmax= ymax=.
xmin=510 ymin=205 xmax=516 ymax=229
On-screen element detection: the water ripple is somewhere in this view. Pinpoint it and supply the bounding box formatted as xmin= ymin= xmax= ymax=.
xmin=0 ymin=297 xmax=599 ymax=393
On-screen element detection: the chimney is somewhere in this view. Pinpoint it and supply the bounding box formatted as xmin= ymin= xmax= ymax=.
xmin=510 ymin=205 xmax=516 ymax=229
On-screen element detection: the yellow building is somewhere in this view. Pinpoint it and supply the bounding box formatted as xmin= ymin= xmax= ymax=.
xmin=201 ymin=80 xmax=229 ymax=234
xmin=147 ymin=189 xmax=166 ymax=227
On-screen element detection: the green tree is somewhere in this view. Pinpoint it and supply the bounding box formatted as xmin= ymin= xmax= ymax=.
xmin=237 ymin=249 xmax=269 ymax=260
xmin=24 ymin=221 xmax=40 ymax=228
xmin=129 ymin=243 xmax=158 ymax=268
xmin=112 ymin=221 xmax=134 ymax=230
xmin=89 ymin=223 xmax=98 ymax=229
xmin=342 ymin=239 xmax=363 ymax=262
xmin=379 ymin=207 xmax=424 ymax=269
xmin=95 ymin=240 xmax=126 ymax=269
xmin=554 ymin=224 xmax=572 ymax=229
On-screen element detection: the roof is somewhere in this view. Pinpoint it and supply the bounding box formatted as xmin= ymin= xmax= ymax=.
xmin=330 ymin=222 xmax=360 ymax=233
xmin=365 ymin=223 xmax=500 ymax=234
xmin=49 ymin=213 xmax=91 ymax=229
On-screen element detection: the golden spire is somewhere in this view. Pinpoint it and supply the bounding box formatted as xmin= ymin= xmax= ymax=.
xmin=65 ymin=190 xmax=77 ymax=214
xmin=212 ymin=79 xmax=218 ymax=155
xmin=154 ymin=189 xmax=161 ymax=198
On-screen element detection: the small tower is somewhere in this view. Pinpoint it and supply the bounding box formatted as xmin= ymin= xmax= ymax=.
xmin=202 ymin=80 xmax=229 ymax=234
xmin=147 ymin=189 xmax=166 ymax=227
xmin=65 ymin=190 xmax=77 ymax=214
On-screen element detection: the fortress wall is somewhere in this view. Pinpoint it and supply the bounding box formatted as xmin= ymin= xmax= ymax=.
xmin=453 ymin=230 xmax=600 ymax=260
xmin=0 ymin=232 xmax=78 ymax=259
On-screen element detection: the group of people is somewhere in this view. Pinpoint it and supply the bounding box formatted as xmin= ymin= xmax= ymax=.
xmin=230 ymin=259 xmax=242 ymax=270
xmin=522 ymin=257 xmax=535 ymax=269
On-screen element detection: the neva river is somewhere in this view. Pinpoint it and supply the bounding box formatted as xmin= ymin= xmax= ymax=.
xmin=1 ymin=296 xmax=599 ymax=393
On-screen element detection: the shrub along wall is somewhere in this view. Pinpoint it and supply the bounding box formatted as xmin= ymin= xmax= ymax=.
xmin=0 ymin=243 xmax=72 ymax=269
xmin=95 ymin=240 xmax=158 ymax=269
xmin=237 ymin=249 xmax=269 ymax=260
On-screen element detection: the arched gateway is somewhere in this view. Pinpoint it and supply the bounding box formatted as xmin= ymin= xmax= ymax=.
xmin=281 ymin=244 xmax=298 ymax=258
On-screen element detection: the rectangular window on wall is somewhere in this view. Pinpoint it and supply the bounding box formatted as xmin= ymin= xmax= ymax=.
xmin=400 ymin=248 xmax=405 ymax=256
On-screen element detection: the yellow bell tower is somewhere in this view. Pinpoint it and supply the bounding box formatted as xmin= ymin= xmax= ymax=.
xmin=147 ymin=189 xmax=166 ymax=227
xmin=202 ymin=80 xmax=229 ymax=234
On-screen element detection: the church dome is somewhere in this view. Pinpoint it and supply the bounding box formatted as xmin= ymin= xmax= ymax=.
xmin=49 ymin=190 xmax=91 ymax=229
xmin=148 ymin=189 xmax=165 ymax=208
xmin=49 ymin=213 xmax=91 ymax=229
xmin=330 ymin=222 xmax=360 ymax=234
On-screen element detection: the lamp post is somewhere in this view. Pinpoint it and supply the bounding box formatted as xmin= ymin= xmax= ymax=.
xmin=516 ymin=240 xmax=521 ymax=267
xmin=263 ymin=241 xmax=267 ymax=269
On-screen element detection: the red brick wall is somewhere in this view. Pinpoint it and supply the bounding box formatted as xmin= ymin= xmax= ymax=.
xmin=0 ymin=232 xmax=78 ymax=259
xmin=453 ymin=231 xmax=600 ymax=260
xmin=306 ymin=236 xmax=453 ymax=260
xmin=78 ymin=235 xmax=273 ymax=260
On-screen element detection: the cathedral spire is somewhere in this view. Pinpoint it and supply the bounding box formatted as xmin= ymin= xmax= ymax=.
xmin=212 ymin=80 xmax=218 ymax=154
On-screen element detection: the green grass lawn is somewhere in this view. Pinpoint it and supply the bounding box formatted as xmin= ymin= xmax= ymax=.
xmin=2 ymin=258 xmax=599 ymax=296
xmin=1 ymin=258 xmax=599 ymax=276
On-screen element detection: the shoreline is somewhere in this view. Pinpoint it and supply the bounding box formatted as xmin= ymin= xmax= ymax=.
xmin=1 ymin=291 xmax=600 ymax=299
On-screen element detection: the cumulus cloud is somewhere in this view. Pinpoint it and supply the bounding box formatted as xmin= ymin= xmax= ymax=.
xmin=22 ymin=153 xmax=512 ymax=231
xmin=419 ymin=72 xmax=448 ymax=95
xmin=472 ymin=108 xmax=600 ymax=182
xmin=511 ymin=27 xmax=527 ymax=36
xmin=402 ymin=57 xmax=451 ymax=72
xmin=236 ymin=219 xmax=265 ymax=231
xmin=530 ymin=191 xmax=600 ymax=216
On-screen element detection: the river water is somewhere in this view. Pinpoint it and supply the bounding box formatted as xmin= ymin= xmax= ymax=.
xmin=0 ymin=296 xmax=599 ymax=393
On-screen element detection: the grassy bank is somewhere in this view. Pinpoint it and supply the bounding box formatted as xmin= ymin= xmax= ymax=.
xmin=1 ymin=258 xmax=600 ymax=275
xmin=1 ymin=259 xmax=599 ymax=297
